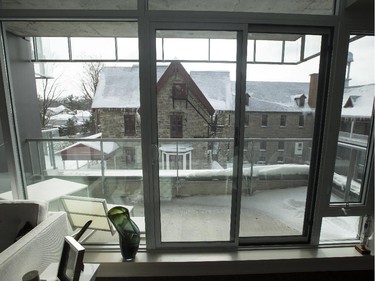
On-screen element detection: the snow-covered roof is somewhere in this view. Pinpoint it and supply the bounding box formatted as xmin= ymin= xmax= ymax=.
xmin=341 ymin=84 xmax=374 ymax=118
xmin=190 ymin=71 xmax=233 ymax=111
xmin=92 ymin=65 xmax=167 ymax=109
xmin=57 ymin=135 xmax=119 ymax=155
xmin=244 ymin=81 xmax=311 ymax=112
xmin=49 ymin=113 xmax=76 ymax=121
xmin=92 ymin=65 xmax=372 ymax=116
xmin=47 ymin=105 xmax=68 ymax=114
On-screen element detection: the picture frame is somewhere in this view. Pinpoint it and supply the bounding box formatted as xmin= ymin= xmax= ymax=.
xmin=57 ymin=236 xmax=85 ymax=281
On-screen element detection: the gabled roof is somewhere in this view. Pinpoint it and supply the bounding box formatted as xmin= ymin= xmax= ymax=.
xmin=158 ymin=62 xmax=215 ymax=115
xmin=190 ymin=71 xmax=232 ymax=111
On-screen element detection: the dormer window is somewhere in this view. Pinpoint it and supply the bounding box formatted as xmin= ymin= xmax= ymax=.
xmin=172 ymin=83 xmax=187 ymax=99
xmin=295 ymin=94 xmax=307 ymax=107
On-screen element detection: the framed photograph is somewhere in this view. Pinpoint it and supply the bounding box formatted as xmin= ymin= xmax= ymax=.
xmin=57 ymin=236 xmax=85 ymax=281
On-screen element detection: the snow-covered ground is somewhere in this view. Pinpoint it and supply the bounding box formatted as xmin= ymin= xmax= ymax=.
xmin=42 ymin=153 xmax=360 ymax=243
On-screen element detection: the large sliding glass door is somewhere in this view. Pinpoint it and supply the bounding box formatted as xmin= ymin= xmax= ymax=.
xmin=150 ymin=25 xmax=332 ymax=246
xmin=154 ymin=28 xmax=242 ymax=244
xmin=239 ymin=31 xmax=327 ymax=243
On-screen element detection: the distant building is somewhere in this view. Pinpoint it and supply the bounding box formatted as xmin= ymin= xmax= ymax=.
xmin=92 ymin=63 xmax=372 ymax=170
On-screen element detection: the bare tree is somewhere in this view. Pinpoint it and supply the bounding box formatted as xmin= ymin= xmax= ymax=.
xmin=38 ymin=75 xmax=64 ymax=128
xmin=81 ymin=62 xmax=104 ymax=134
xmin=81 ymin=62 xmax=104 ymax=104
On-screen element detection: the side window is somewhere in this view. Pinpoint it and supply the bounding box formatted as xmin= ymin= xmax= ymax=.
xmin=170 ymin=114 xmax=183 ymax=138
xmin=280 ymin=114 xmax=287 ymax=127
xmin=244 ymin=114 xmax=249 ymax=126
xmin=124 ymin=114 xmax=136 ymax=136
xmin=299 ymin=114 xmax=305 ymax=127
xmin=260 ymin=140 xmax=267 ymax=151
xmin=278 ymin=141 xmax=285 ymax=151
xmin=261 ymin=114 xmax=268 ymax=127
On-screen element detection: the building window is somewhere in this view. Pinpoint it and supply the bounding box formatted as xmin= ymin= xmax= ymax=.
xmin=280 ymin=115 xmax=287 ymax=127
xmin=278 ymin=141 xmax=284 ymax=151
xmin=299 ymin=114 xmax=305 ymax=127
xmin=260 ymin=141 xmax=267 ymax=151
xmin=261 ymin=114 xmax=268 ymax=127
xmin=257 ymin=156 xmax=266 ymax=164
xmin=277 ymin=156 xmax=284 ymax=164
xmin=244 ymin=114 xmax=249 ymax=126
xmin=172 ymin=83 xmax=187 ymax=99
xmin=170 ymin=114 xmax=183 ymax=138
xmin=124 ymin=114 xmax=136 ymax=136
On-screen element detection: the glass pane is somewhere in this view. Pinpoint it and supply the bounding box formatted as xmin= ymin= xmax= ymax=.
xmin=117 ymin=38 xmax=139 ymax=60
xmin=0 ymin=120 xmax=12 ymax=198
xmin=148 ymin=0 xmax=335 ymax=15
xmin=21 ymin=23 xmax=143 ymax=245
xmin=156 ymin=30 xmax=237 ymax=242
xmin=320 ymin=216 xmax=361 ymax=242
xmin=304 ymin=35 xmax=322 ymax=59
xmin=284 ymin=38 xmax=302 ymax=63
xmin=256 ymin=40 xmax=283 ymax=63
xmin=240 ymin=33 xmax=322 ymax=238
xmin=35 ymin=37 xmax=69 ymax=60
xmin=210 ymin=39 xmax=237 ymax=61
xmin=2 ymin=0 xmax=137 ymax=10
xmin=330 ymin=35 xmax=374 ymax=204
xmin=163 ymin=38 xmax=209 ymax=61
xmin=71 ymin=38 xmax=116 ymax=60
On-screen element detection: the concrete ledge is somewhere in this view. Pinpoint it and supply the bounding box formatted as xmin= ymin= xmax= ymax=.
xmin=84 ymin=246 xmax=374 ymax=278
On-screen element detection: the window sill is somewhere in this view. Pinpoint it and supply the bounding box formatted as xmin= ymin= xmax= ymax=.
xmin=84 ymin=246 xmax=373 ymax=278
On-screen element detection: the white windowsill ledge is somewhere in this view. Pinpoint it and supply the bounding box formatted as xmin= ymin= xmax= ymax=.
xmin=84 ymin=246 xmax=373 ymax=278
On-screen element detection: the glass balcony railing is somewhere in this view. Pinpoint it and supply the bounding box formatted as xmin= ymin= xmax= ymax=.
xmin=23 ymin=136 xmax=365 ymax=243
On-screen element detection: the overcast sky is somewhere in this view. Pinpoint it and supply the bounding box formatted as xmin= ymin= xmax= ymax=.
xmin=35 ymin=35 xmax=374 ymax=98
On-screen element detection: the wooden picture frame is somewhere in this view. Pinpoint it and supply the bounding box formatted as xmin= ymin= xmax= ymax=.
xmin=57 ymin=236 xmax=85 ymax=281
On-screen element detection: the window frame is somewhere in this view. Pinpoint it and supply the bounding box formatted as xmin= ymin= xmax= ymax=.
xmin=0 ymin=0 xmax=372 ymax=252
xmin=280 ymin=114 xmax=287 ymax=127
xmin=261 ymin=114 xmax=268 ymax=127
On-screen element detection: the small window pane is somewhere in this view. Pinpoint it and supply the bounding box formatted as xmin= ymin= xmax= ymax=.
xmin=117 ymin=38 xmax=139 ymax=60
xmin=210 ymin=39 xmax=236 ymax=61
xmin=284 ymin=38 xmax=301 ymax=63
xmin=35 ymin=37 xmax=69 ymax=60
xmin=163 ymin=38 xmax=209 ymax=61
xmin=320 ymin=216 xmax=361 ymax=243
xmin=304 ymin=35 xmax=322 ymax=59
xmin=71 ymin=38 xmax=116 ymax=60
xmin=256 ymin=40 xmax=283 ymax=63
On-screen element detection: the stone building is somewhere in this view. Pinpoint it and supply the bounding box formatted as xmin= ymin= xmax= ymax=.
xmin=92 ymin=62 xmax=319 ymax=170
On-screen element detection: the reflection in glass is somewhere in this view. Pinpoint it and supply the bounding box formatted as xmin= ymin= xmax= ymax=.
xmin=330 ymin=36 xmax=374 ymax=204
xmin=240 ymin=33 xmax=322 ymax=238
xmin=320 ymin=216 xmax=360 ymax=242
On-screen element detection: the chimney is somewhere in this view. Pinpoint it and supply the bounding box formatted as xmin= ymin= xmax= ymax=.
xmin=308 ymin=73 xmax=318 ymax=108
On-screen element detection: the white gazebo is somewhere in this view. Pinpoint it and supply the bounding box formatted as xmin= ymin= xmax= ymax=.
xmin=159 ymin=143 xmax=193 ymax=170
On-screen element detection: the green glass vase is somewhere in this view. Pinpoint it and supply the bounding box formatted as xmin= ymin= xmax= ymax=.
xmin=107 ymin=206 xmax=140 ymax=261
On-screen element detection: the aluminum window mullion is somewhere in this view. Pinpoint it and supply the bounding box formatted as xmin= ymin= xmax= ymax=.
xmin=0 ymin=23 xmax=27 ymax=199
xmin=310 ymin=2 xmax=350 ymax=245
xmin=230 ymin=25 xmax=248 ymax=245
xmin=139 ymin=1 xmax=159 ymax=250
